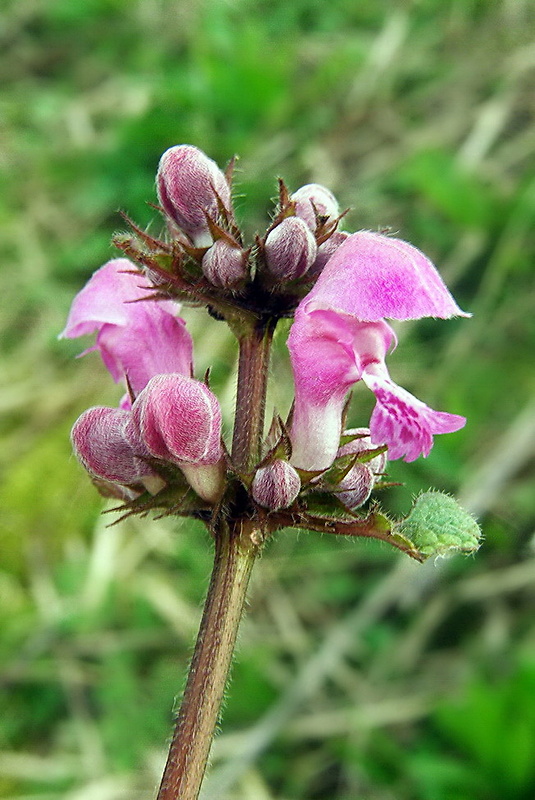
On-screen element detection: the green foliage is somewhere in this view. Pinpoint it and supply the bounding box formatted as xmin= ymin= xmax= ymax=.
xmin=1 ymin=0 xmax=534 ymax=797
xmin=432 ymin=661 xmax=535 ymax=797
xmin=397 ymin=491 xmax=481 ymax=558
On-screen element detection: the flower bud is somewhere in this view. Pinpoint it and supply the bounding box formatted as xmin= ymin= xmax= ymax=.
xmin=333 ymin=428 xmax=387 ymax=510
xmin=71 ymin=406 xmax=157 ymax=486
xmin=264 ymin=217 xmax=317 ymax=281
xmin=310 ymin=231 xmax=350 ymax=276
xmin=291 ymin=183 xmax=339 ymax=231
xmin=132 ymin=373 xmax=225 ymax=501
xmin=334 ymin=463 xmax=375 ymax=509
xmin=338 ymin=428 xmax=387 ymax=474
xmin=202 ymin=239 xmax=248 ymax=288
xmin=252 ymin=459 xmax=301 ymax=511
xmin=157 ymin=145 xmax=232 ymax=246
xmin=133 ymin=373 xmax=223 ymax=465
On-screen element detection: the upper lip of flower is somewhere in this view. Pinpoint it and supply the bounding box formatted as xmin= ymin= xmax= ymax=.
xmin=59 ymin=258 xmax=194 ymax=398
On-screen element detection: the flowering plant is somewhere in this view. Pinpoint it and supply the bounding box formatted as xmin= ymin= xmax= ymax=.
xmin=62 ymin=145 xmax=480 ymax=799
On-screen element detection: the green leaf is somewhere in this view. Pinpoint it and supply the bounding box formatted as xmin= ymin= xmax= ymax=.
xmin=395 ymin=491 xmax=481 ymax=559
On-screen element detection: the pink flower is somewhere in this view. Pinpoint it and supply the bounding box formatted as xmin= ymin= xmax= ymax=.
xmin=303 ymin=231 xmax=470 ymax=321
xmin=310 ymin=231 xmax=350 ymax=276
xmin=60 ymin=259 xmax=193 ymax=399
xmin=288 ymin=232 xmax=468 ymax=470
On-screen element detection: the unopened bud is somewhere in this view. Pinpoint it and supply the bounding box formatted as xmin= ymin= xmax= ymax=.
xmin=202 ymin=239 xmax=248 ymax=288
xmin=334 ymin=428 xmax=387 ymax=510
xmin=132 ymin=373 xmax=224 ymax=502
xmin=264 ymin=217 xmax=317 ymax=281
xmin=310 ymin=231 xmax=350 ymax=275
xmin=71 ymin=406 xmax=156 ymax=486
xmin=335 ymin=463 xmax=375 ymax=509
xmin=291 ymin=183 xmax=339 ymax=231
xmin=157 ymin=145 xmax=232 ymax=246
xmin=338 ymin=428 xmax=387 ymax=474
xmin=133 ymin=373 xmax=223 ymax=465
xmin=252 ymin=459 xmax=301 ymax=510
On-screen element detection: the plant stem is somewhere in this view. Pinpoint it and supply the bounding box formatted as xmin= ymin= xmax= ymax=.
xmin=231 ymin=318 xmax=277 ymax=473
xmin=156 ymin=316 xmax=276 ymax=800
xmin=156 ymin=522 xmax=259 ymax=800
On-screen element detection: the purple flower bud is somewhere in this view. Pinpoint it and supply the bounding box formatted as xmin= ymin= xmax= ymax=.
xmin=132 ymin=373 xmax=225 ymax=501
xmin=335 ymin=463 xmax=375 ymax=510
xmin=157 ymin=145 xmax=232 ymax=246
xmin=310 ymin=231 xmax=350 ymax=276
xmin=264 ymin=217 xmax=317 ymax=281
xmin=132 ymin=373 xmax=223 ymax=465
xmin=252 ymin=459 xmax=301 ymax=511
xmin=337 ymin=428 xmax=388 ymax=474
xmin=202 ymin=239 xmax=247 ymax=288
xmin=291 ymin=183 xmax=339 ymax=230
xmin=333 ymin=428 xmax=387 ymax=510
xmin=71 ymin=406 xmax=156 ymax=486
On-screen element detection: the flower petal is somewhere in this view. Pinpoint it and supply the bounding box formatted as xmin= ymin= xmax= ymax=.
xmin=60 ymin=259 xmax=193 ymax=395
xmin=287 ymin=307 xmax=394 ymax=470
xmin=363 ymin=372 xmax=466 ymax=462
xmin=60 ymin=259 xmax=161 ymax=337
xmin=95 ymin=309 xmax=192 ymax=396
xmin=303 ymin=231 xmax=470 ymax=321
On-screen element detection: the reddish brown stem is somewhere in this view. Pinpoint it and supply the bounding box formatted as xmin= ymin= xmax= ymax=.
xmin=156 ymin=522 xmax=259 ymax=800
xmin=231 ymin=318 xmax=276 ymax=473
xmin=156 ymin=316 xmax=275 ymax=799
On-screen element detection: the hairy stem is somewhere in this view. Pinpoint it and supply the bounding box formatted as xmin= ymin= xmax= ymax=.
xmin=156 ymin=522 xmax=260 ymax=800
xmin=231 ymin=318 xmax=277 ymax=473
xmin=156 ymin=316 xmax=276 ymax=800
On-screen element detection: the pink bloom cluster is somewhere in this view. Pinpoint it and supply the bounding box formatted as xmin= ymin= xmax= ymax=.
xmin=62 ymin=144 xmax=469 ymax=511
xmin=60 ymin=259 xmax=224 ymax=501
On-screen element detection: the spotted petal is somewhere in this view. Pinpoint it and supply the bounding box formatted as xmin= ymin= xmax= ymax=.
xmin=363 ymin=373 xmax=466 ymax=462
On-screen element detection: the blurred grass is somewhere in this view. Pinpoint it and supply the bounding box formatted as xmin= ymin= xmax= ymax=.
xmin=1 ymin=0 xmax=535 ymax=798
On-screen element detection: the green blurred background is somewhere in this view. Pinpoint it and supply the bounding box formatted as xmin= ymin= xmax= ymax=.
xmin=1 ymin=1 xmax=535 ymax=798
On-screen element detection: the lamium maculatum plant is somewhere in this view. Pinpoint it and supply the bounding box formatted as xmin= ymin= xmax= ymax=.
xmin=61 ymin=144 xmax=481 ymax=800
